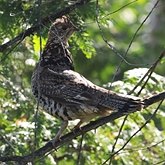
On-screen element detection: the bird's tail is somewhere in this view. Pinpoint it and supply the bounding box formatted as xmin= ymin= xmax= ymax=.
xmin=99 ymin=93 xmax=143 ymax=114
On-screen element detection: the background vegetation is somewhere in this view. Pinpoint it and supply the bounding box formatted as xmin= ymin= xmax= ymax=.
xmin=0 ymin=0 xmax=164 ymax=164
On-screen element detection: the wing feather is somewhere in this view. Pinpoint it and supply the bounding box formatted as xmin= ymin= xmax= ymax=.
xmin=38 ymin=68 xmax=142 ymax=112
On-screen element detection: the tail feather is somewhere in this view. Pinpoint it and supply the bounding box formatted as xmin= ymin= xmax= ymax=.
xmin=98 ymin=93 xmax=143 ymax=113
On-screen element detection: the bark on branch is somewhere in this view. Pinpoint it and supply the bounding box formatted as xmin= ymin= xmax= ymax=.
xmin=0 ymin=92 xmax=164 ymax=165
xmin=0 ymin=0 xmax=91 ymax=52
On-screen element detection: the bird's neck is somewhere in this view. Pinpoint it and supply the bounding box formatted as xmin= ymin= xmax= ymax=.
xmin=40 ymin=38 xmax=74 ymax=70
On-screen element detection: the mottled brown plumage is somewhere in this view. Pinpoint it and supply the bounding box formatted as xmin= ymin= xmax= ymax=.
xmin=31 ymin=16 xmax=143 ymax=143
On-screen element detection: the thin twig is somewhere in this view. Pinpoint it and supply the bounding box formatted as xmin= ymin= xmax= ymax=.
xmin=0 ymin=134 xmax=17 ymax=153
xmin=95 ymin=0 xmax=140 ymax=67
xmin=108 ymin=115 xmax=128 ymax=165
xmin=121 ymin=139 xmax=165 ymax=152
xmin=102 ymin=0 xmax=138 ymax=18
xmin=153 ymin=159 xmax=165 ymax=165
xmin=129 ymin=50 xmax=165 ymax=94
xmin=137 ymin=50 xmax=165 ymax=96
xmin=102 ymin=100 xmax=164 ymax=165
xmin=76 ymin=134 xmax=84 ymax=165
xmin=33 ymin=0 xmax=43 ymax=153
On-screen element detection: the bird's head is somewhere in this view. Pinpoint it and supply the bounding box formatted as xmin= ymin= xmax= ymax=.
xmin=48 ymin=16 xmax=77 ymax=44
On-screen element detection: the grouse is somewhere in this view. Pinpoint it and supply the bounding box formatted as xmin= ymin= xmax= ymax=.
xmin=31 ymin=16 xmax=143 ymax=143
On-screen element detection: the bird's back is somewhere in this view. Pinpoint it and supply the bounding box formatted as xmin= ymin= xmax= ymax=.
xmin=32 ymin=67 xmax=143 ymax=121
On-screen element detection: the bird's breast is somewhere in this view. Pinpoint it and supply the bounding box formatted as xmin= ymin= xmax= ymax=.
xmin=32 ymin=86 xmax=100 ymax=121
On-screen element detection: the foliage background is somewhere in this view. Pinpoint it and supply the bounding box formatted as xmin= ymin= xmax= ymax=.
xmin=0 ymin=0 xmax=165 ymax=164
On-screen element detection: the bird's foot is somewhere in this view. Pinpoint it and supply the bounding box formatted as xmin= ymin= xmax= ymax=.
xmin=71 ymin=120 xmax=85 ymax=135
xmin=71 ymin=125 xmax=84 ymax=135
xmin=50 ymin=136 xmax=62 ymax=147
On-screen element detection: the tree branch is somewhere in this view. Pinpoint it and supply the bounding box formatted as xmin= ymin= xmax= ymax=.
xmin=0 ymin=0 xmax=91 ymax=52
xmin=0 ymin=91 xmax=164 ymax=164
xmin=143 ymin=91 xmax=165 ymax=108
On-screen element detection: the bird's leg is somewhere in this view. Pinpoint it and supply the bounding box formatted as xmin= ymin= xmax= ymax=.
xmin=72 ymin=117 xmax=93 ymax=132
xmin=73 ymin=120 xmax=83 ymax=130
xmin=71 ymin=120 xmax=85 ymax=135
xmin=51 ymin=120 xmax=68 ymax=145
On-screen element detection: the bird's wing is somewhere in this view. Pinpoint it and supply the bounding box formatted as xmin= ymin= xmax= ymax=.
xmin=39 ymin=68 xmax=142 ymax=112
xmin=39 ymin=68 xmax=107 ymax=107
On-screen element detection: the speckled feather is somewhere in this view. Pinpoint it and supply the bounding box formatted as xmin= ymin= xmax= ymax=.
xmin=32 ymin=68 xmax=142 ymax=120
xmin=31 ymin=16 xmax=143 ymax=141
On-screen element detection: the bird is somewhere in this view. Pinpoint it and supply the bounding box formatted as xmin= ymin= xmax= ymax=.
xmin=31 ymin=16 xmax=144 ymax=144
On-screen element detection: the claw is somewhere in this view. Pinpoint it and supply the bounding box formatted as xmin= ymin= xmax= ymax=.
xmin=71 ymin=120 xmax=84 ymax=134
